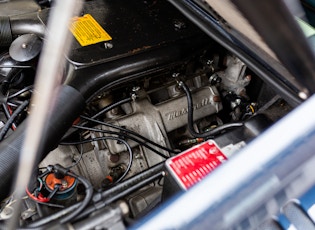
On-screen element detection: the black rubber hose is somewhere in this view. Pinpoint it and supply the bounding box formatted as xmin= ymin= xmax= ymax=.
xmin=0 ymin=120 xmax=26 ymax=201
xmin=0 ymin=9 xmax=48 ymax=45
xmin=0 ymin=100 xmax=29 ymax=141
xmin=9 ymin=9 xmax=48 ymax=38
xmin=0 ymin=16 xmax=12 ymax=47
xmin=39 ymin=86 xmax=86 ymax=153
xmin=179 ymin=81 xmax=243 ymax=138
xmin=0 ymin=67 xmax=23 ymax=96
xmin=0 ymin=85 xmax=85 ymax=201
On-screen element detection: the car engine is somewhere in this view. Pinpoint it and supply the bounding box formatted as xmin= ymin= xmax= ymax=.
xmin=0 ymin=0 xmax=298 ymax=229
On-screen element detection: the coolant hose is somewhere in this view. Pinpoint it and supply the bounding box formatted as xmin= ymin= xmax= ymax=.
xmin=0 ymin=85 xmax=85 ymax=201
xmin=0 ymin=9 xmax=48 ymax=47
xmin=9 ymin=9 xmax=48 ymax=38
xmin=0 ymin=16 xmax=12 ymax=47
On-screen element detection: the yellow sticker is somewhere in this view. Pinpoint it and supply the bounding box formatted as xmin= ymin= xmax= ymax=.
xmin=70 ymin=14 xmax=112 ymax=47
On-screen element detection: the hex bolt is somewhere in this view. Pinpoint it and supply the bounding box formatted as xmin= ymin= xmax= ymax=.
xmin=61 ymin=180 xmax=68 ymax=189
xmin=104 ymin=42 xmax=113 ymax=49
xmin=209 ymin=74 xmax=222 ymax=85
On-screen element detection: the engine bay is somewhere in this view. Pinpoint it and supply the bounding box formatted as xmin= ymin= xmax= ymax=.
xmin=0 ymin=0 xmax=297 ymax=229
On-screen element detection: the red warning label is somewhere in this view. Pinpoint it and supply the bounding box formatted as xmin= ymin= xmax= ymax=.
xmin=166 ymin=140 xmax=227 ymax=189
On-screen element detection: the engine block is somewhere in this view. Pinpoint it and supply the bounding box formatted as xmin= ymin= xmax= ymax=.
xmin=41 ymin=83 xmax=222 ymax=188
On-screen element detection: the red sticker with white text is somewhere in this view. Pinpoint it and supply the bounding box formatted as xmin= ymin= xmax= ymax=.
xmin=166 ymin=140 xmax=227 ymax=189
